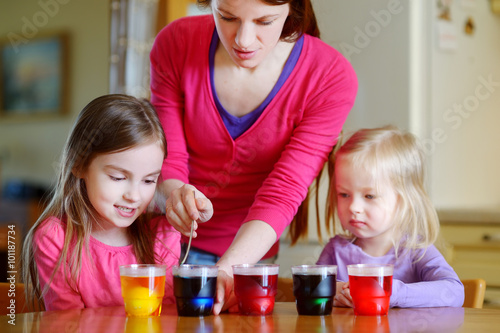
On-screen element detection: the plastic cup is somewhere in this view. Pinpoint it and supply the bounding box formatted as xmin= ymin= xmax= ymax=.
xmin=347 ymin=264 xmax=393 ymax=316
xmin=173 ymin=265 xmax=218 ymax=316
xmin=291 ymin=265 xmax=337 ymax=315
xmin=119 ymin=264 xmax=167 ymax=317
xmin=233 ymin=264 xmax=279 ymax=315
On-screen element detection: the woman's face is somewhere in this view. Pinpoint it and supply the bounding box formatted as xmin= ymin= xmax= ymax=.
xmin=212 ymin=0 xmax=290 ymax=69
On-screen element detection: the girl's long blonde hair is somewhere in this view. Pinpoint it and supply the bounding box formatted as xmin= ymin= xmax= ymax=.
xmin=21 ymin=94 xmax=167 ymax=311
xmin=327 ymin=125 xmax=440 ymax=255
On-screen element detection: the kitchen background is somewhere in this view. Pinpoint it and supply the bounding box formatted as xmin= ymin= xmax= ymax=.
xmin=1 ymin=0 xmax=499 ymax=307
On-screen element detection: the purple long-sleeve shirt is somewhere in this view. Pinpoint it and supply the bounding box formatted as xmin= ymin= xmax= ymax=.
xmin=317 ymin=236 xmax=464 ymax=308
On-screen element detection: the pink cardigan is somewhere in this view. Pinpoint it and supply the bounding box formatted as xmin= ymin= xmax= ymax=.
xmin=151 ymin=15 xmax=357 ymax=258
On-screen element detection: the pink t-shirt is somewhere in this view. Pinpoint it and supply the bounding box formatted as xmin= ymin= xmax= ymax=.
xmin=151 ymin=15 xmax=358 ymax=258
xmin=34 ymin=216 xmax=181 ymax=311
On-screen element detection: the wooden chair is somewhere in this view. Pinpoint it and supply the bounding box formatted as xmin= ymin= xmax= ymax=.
xmin=0 ymin=282 xmax=44 ymax=315
xmin=462 ymin=278 xmax=486 ymax=309
xmin=0 ymin=225 xmax=21 ymax=283
xmin=276 ymin=277 xmax=295 ymax=302
xmin=0 ymin=282 xmax=27 ymax=315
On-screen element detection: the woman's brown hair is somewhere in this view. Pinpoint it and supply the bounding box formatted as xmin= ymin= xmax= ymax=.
xmin=288 ymin=142 xmax=340 ymax=245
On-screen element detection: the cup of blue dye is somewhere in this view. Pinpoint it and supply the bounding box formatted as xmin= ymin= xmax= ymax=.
xmin=173 ymin=265 xmax=218 ymax=316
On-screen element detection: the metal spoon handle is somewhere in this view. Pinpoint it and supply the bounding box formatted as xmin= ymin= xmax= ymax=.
xmin=180 ymin=220 xmax=194 ymax=265
xmin=180 ymin=191 xmax=196 ymax=265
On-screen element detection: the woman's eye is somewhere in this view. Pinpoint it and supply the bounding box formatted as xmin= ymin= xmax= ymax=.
xmin=219 ymin=14 xmax=235 ymax=22
xmin=144 ymin=179 xmax=157 ymax=185
xmin=258 ymin=20 xmax=273 ymax=26
xmin=338 ymin=193 xmax=348 ymax=198
xmin=366 ymin=194 xmax=375 ymax=199
xmin=110 ymin=176 xmax=124 ymax=181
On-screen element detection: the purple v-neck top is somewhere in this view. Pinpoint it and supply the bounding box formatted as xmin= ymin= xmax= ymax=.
xmin=209 ymin=31 xmax=304 ymax=139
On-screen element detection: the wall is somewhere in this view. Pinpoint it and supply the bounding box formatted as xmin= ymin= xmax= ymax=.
xmin=0 ymin=0 xmax=110 ymax=189
xmin=428 ymin=1 xmax=500 ymax=210
xmin=313 ymin=0 xmax=411 ymax=132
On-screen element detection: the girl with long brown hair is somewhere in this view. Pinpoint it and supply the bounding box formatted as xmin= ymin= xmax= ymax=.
xmin=22 ymin=94 xmax=180 ymax=311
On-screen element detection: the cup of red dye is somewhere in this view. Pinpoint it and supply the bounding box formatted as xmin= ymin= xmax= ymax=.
xmin=347 ymin=264 xmax=393 ymax=316
xmin=232 ymin=264 xmax=279 ymax=315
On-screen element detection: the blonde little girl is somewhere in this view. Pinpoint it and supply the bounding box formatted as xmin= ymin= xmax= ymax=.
xmin=317 ymin=125 xmax=464 ymax=308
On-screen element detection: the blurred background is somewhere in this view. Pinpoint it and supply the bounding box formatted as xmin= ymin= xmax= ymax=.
xmin=1 ymin=0 xmax=499 ymax=308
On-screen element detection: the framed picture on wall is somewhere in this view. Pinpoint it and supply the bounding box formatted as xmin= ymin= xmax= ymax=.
xmin=0 ymin=31 xmax=69 ymax=120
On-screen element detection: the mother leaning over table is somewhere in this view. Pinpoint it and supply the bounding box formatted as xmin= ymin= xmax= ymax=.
xmin=150 ymin=0 xmax=357 ymax=314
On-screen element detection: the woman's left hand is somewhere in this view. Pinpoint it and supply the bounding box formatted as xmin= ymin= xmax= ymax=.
xmin=213 ymin=267 xmax=239 ymax=315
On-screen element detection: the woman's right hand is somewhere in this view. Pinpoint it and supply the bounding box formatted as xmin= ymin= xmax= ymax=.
xmin=165 ymin=183 xmax=213 ymax=237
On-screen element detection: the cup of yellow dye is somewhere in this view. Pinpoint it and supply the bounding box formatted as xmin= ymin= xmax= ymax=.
xmin=120 ymin=264 xmax=166 ymax=317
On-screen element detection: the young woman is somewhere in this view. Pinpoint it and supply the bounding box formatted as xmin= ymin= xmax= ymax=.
xmin=150 ymin=0 xmax=358 ymax=314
